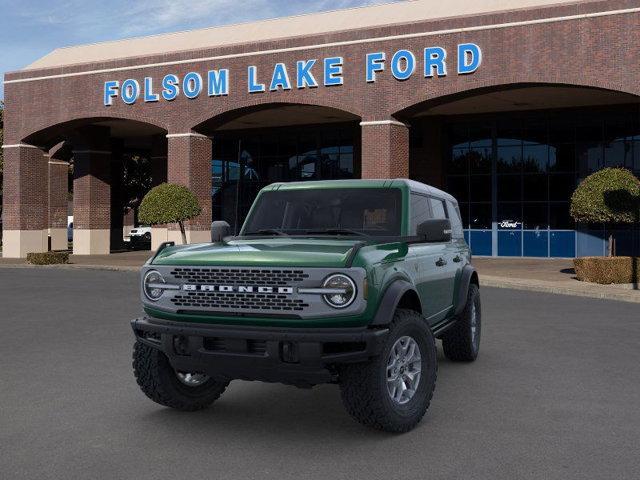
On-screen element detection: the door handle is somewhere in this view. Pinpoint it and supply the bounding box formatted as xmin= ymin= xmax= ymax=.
xmin=435 ymin=257 xmax=447 ymax=267
xmin=453 ymin=255 xmax=462 ymax=263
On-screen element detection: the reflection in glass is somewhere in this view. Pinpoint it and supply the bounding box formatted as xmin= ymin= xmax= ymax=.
xmin=523 ymin=144 xmax=548 ymax=173
xmin=549 ymin=174 xmax=576 ymax=201
xmin=458 ymin=203 xmax=469 ymax=229
xmin=550 ymin=202 xmax=573 ymax=229
xmin=497 ymin=145 xmax=522 ymax=173
xmin=470 ymin=203 xmax=492 ymax=229
xmin=450 ymin=148 xmax=469 ymax=174
xmin=446 ymin=176 xmax=469 ymax=202
xmin=523 ymin=203 xmax=548 ymax=229
xmin=497 ymin=175 xmax=521 ymax=202
xmin=523 ymin=175 xmax=547 ymax=202
xmin=577 ymin=143 xmax=603 ymax=174
xmin=549 ymin=144 xmax=575 ymax=172
xmin=470 ymin=147 xmax=492 ymax=173
xmin=470 ymin=175 xmax=492 ymax=202
xmin=211 ymin=124 xmax=358 ymax=229
xmin=604 ymin=141 xmax=631 ymax=168
xmin=443 ymin=106 xmax=640 ymax=256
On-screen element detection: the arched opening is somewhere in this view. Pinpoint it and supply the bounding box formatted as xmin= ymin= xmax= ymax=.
xmin=194 ymin=103 xmax=361 ymax=233
xmin=397 ymin=84 xmax=640 ymax=258
xmin=24 ymin=117 xmax=167 ymax=254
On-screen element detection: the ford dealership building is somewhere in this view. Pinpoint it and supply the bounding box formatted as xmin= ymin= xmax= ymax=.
xmin=2 ymin=0 xmax=640 ymax=258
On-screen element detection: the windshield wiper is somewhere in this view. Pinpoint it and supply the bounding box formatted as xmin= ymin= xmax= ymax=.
xmin=304 ymin=228 xmax=369 ymax=237
xmin=244 ymin=229 xmax=289 ymax=236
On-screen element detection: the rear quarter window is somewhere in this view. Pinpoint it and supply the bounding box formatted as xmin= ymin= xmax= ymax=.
xmin=429 ymin=198 xmax=447 ymax=220
xmin=410 ymin=193 xmax=432 ymax=234
xmin=446 ymin=200 xmax=464 ymax=239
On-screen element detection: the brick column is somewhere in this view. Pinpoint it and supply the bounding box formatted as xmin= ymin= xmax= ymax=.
xmin=360 ymin=120 xmax=410 ymax=179
xmin=150 ymin=134 xmax=169 ymax=250
xmin=48 ymin=159 xmax=69 ymax=251
xmin=72 ymin=127 xmax=112 ymax=255
xmin=166 ymin=132 xmax=212 ymax=245
xmin=48 ymin=143 xmax=71 ymax=251
xmin=1 ymin=144 xmax=49 ymax=258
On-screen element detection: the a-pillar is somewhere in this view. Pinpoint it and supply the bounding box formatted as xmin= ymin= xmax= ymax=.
xmin=166 ymin=132 xmax=212 ymax=245
xmin=1 ymin=143 xmax=49 ymax=258
xmin=48 ymin=148 xmax=69 ymax=251
xmin=150 ymin=134 xmax=169 ymax=250
xmin=72 ymin=127 xmax=112 ymax=255
xmin=360 ymin=120 xmax=410 ymax=179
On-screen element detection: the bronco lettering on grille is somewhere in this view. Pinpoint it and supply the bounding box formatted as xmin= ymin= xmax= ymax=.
xmin=182 ymin=285 xmax=294 ymax=294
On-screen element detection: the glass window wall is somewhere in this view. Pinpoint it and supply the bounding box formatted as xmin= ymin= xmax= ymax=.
xmin=445 ymin=105 xmax=640 ymax=257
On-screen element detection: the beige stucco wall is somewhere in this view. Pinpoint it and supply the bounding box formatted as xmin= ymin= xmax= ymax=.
xmin=25 ymin=0 xmax=586 ymax=70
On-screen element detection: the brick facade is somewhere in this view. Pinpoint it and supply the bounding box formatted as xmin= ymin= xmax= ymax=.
xmin=2 ymin=0 xmax=640 ymax=256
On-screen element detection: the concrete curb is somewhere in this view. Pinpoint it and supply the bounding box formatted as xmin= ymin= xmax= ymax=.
xmin=480 ymin=275 xmax=640 ymax=304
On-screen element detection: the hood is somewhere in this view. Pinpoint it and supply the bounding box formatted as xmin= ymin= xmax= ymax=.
xmin=151 ymin=238 xmax=362 ymax=268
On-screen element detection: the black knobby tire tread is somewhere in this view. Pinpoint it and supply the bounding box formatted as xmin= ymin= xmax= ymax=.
xmin=442 ymin=283 xmax=480 ymax=362
xmin=338 ymin=309 xmax=437 ymax=433
xmin=132 ymin=341 xmax=229 ymax=411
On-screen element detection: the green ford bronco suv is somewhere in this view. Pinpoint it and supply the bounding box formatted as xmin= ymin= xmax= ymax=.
xmin=131 ymin=179 xmax=480 ymax=432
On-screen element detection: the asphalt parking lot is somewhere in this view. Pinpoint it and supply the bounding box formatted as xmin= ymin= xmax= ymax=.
xmin=1 ymin=268 xmax=639 ymax=480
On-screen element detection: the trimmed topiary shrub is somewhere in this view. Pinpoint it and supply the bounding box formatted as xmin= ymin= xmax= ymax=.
xmin=574 ymin=256 xmax=639 ymax=284
xmin=570 ymin=168 xmax=640 ymax=256
xmin=27 ymin=251 xmax=70 ymax=265
xmin=138 ymin=183 xmax=202 ymax=244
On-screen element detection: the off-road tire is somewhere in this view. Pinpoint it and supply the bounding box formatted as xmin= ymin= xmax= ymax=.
xmin=338 ymin=309 xmax=437 ymax=433
xmin=442 ymin=283 xmax=481 ymax=362
xmin=133 ymin=341 xmax=229 ymax=411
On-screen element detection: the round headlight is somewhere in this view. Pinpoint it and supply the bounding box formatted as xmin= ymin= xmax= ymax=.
xmin=143 ymin=270 xmax=166 ymax=301
xmin=322 ymin=274 xmax=356 ymax=309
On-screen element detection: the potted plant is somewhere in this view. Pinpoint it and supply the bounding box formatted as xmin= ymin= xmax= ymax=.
xmin=570 ymin=168 xmax=640 ymax=284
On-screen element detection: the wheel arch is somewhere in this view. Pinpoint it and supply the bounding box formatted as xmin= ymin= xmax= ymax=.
xmin=370 ymin=280 xmax=423 ymax=326
xmin=454 ymin=265 xmax=479 ymax=316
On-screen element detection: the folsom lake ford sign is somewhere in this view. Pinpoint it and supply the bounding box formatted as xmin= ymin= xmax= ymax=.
xmin=103 ymin=43 xmax=482 ymax=106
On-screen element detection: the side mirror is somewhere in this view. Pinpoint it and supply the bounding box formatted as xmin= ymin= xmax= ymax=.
xmin=417 ymin=219 xmax=452 ymax=243
xmin=211 ymin=221 xmax=231 ymax=243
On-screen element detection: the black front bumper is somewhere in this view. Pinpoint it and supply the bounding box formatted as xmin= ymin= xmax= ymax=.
xmin=131 ymin=317 xmax=389 ymax=386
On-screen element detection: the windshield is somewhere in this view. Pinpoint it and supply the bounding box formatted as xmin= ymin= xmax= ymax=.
xmin=242 ymin=188 xmax=402 ymax=237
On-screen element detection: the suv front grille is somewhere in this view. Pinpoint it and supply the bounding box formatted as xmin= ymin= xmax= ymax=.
xmin=170 ymin=291 xmax=310 ymax=311
xmin=170 ymin=267 xmax=309 ymax=286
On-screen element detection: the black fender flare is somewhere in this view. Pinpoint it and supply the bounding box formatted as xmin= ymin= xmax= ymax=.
xmin=370 ymin=280 xmax=421 ymax=326
xmin=454 ymin=265 xmax=479 ymax=316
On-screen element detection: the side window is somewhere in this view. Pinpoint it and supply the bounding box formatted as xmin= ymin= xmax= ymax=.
xmin=410 ymin=193 xmax=431 ymax=234
xmin=447 ymin=200 xmax=464 ymax=239
xmin=430 ymin=198 xmax=447 ymax=220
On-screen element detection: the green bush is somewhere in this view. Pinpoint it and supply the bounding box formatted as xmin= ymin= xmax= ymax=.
xmin=138 ymin=183 xmax=202 ymax=244
xmin=574 ymin=256 xmax=640 ymax=284
xmin=570 ymin=168 xmax=640 ymax=224
xmin=27 ymin=251 xmax=70 ymax=265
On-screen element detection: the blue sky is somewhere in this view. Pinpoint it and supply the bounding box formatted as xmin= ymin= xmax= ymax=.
xmin=0 ymin=0 xmax=400 ymax=100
